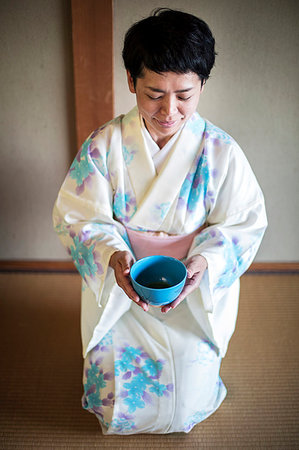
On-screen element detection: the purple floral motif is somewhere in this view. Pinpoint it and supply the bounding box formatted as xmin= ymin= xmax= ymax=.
xmin=110 ymin=412 xmax=136 ymax=432
xmin=123 ymin=145 xmax=137 ymax=165
xmin=82 ymin=362 xmax=115 ymax=415
xmin=152 ymin=202 xmax=171 ymax=221
xmin=54 ymin=218 xmax=71 ymax=237
xmin=216 ymin=234 xmax=262 ymax=288
xmin=194 ymin=226 xmax=263 ymax=289
xmin=93 ymin=330 xmax=114 ymax=353
xmin=82 ymin=331 xmax=115 ymax=428
xmin=90 ymin=123 xmax=107 ymax=139
xmin=90 ymin=147 xmax=110 ymax=180
xmin=69 ymin=135 xmax=110 ymax=194
xmin=183 ymin=410 xmax=207 ymax=432
xmin=114 ymin=344 xmax=172 ymax=417
xmin=69 ymin=138 xmax=95 ymax=194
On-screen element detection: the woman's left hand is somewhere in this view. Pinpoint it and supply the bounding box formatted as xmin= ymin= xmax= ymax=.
xmin=161 ymin=255 xmax=208 ymax=313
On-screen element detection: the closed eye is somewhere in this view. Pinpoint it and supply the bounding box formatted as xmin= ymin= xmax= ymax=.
xmin=178 ymin=96 xmax=191 ymax=101
xmin=147 ymin=95 xmax=162 ymax=100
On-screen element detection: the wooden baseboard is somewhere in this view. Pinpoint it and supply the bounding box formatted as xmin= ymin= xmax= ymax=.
xmin=248 ymin=262 xmax=299 ymax=273
xmin=0 ymin=260 xmax=76 ymax=273
xmin=0 ymin=260 xmax=299 ymax=274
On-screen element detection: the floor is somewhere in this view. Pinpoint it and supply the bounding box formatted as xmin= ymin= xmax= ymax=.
xmin=0 ymin=272 xmax=298 ymax=449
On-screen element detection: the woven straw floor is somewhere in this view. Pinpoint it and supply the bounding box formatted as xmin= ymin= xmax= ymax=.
xmin=0 ymin=272 xmax=298 ymax=449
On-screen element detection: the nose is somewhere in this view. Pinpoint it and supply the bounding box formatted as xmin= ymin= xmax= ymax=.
xmin=160 ymin=95 xmax=178 ymax=117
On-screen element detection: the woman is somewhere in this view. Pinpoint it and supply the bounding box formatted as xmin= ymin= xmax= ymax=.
xmin=53 ymin=9 xmax=267 ymax=434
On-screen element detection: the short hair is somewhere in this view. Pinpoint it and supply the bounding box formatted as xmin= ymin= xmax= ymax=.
xmin=122 ymin=8 xmax=216 ymax=87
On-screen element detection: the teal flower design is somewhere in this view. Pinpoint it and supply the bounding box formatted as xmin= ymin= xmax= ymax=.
xmin=183 ymin=410 xmax=207 ymax=432
xmin=69 ymin=236 xmax=98 ymax=279
xmin=134 ymin=373 xmax=151 ymax=386
xmin=113 ymin=344 xmax=173 ymax=425
xmin=143 ymin=359 xmax=163 ymax=377
xmin=86 ymin=392 xmax=102 ymax=408
xmin=197 ymin=228 xmax=261 ymax=290
xmin=84 ymin=363 xmax=107 ymax=409
xmin=149 ymin=382 xmax=168 ymax=397
xmin=95 ymin=330 xmax=113 ymax=351
xmin=215 ymin=235 xmax=258 ymax=289
xmin=121 ymin=346 xmax=142 ymax=362
xmin=123 ymin=145 xmax=137 ymax=165
xmin=110 ymin=416 xmax=136 ymax=432
xmin=187 ymin=151 xmax=209 ymax=214
xmin=123 ymin=372 xmax=153 ymax=397
xmin=113 ymin=189 xmax=137 ymax=222
xmin=123 ymin=396 xmax=145 ymax=413
xmin=54 ymin=221 xmax=70 ymax=237
xmin=123 ymin=380 xmax=144 ymax=398
xmin=186 ymin=114 xmax=205 ymax=135
xmin=70 ymin=138 xmax=94 ymax=186
xmin=114 ymin=359 xmax=135 ymax=376
xmin=152 ymin=202 xmax=170 ymax=221
xmin=205 ymin=122 xmax=233 ymax=145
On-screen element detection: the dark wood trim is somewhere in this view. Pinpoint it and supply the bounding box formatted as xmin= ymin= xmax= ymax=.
xmin=248 ymin=262 xmax=299 ymax=273
xmin=0 ymin=261 xmax=299 ymax=274
xmin=71 ymin=0 xmax=114 ymax=148
xmin=0 ymin=261 xmax=77 ymax=273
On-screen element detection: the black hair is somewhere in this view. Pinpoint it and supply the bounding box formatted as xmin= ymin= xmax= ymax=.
xmin=122 ymin=8 xmax=216 ymax=87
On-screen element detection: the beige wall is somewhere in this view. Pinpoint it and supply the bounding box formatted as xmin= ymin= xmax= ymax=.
xmin=0 ymin=0 xmax=76 ymax=259
xmin=0 ymin=0 xmax=298 ymax=261
xmin=114 ymin=0 xmax=299 ymax=261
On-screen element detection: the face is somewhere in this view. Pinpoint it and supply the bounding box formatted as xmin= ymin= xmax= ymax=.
xmin=127 ymin=68 xmax=204 ymax=147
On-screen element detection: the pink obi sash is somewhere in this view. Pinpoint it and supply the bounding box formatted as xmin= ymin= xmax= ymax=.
xmin=126 ymin=226 xmax=205 ymax=260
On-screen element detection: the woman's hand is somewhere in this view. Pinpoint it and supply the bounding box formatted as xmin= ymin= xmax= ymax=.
xmin=161 ymin=255 xmax=207 ymax=313
xmin=109 ymin=250 xmax=149 ymax=312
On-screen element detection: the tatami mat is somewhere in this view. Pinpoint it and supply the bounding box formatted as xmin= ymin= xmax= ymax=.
xmin=0 ymin=272 xmax=298 ymax=449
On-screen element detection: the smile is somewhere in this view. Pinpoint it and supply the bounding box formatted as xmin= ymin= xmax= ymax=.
xmin=156 ymin=119 xmax=178 ymax=128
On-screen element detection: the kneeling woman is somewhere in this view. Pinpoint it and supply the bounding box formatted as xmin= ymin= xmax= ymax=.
xmin=53 ymin=8 xmax=267 ymax=434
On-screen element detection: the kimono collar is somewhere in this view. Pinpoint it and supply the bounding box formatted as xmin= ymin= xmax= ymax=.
xmin=121 ymin=106 xmax=206 ymax=230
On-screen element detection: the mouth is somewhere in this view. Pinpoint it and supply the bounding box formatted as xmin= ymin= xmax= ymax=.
xmin=155 ymin=119 xmax=178 ymax=128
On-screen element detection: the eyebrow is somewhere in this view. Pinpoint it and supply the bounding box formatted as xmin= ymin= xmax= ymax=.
xmin=145 ymin=86 xmax=194 ymax=93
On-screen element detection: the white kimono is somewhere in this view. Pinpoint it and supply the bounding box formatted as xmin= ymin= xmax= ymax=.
xmin=53 ymin=106 xmax=267 ymax=434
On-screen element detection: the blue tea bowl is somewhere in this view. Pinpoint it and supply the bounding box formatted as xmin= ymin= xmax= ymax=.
xmin=130 ymin=255 xmax=187 ymax=306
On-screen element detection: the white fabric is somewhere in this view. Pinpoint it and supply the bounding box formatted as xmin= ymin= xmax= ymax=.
xmin=82 ymin=301 xmax=226 ymax=434
xmin=140 ymin=114 xmax=183 ymax=174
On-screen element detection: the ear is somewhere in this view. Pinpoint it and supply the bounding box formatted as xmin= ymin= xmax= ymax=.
xmin=126 ymin=70 xmax=136 ymax=93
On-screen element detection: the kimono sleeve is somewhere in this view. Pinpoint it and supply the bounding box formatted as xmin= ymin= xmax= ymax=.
xmin=52 ymin=131 xmax=131 ymax=304
xmin=188 ymin=143 xmax=267 ymax=313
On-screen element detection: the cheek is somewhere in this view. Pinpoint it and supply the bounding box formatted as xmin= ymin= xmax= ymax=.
xmin=180 ymin=104 xmax=193 ymax=116
xmin=139 ymin=101 xmax=156 ymax=116
xmin=182 ymin=99 xmax=199 ymax=115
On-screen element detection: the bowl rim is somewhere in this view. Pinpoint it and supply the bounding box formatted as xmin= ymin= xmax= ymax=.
xmin=130 ymin=255 xmax=187 ymax=291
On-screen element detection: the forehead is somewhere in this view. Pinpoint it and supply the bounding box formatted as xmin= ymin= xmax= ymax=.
xmin=137 ymin=68 xmax=201 ymax=90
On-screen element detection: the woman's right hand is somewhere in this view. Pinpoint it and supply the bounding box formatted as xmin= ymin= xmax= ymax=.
xmin=109 ymin=250 xmax=149 ymax=312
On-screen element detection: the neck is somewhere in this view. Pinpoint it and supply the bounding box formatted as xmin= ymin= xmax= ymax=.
xmin=142 ymin=118 xmax=173 ymax=149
